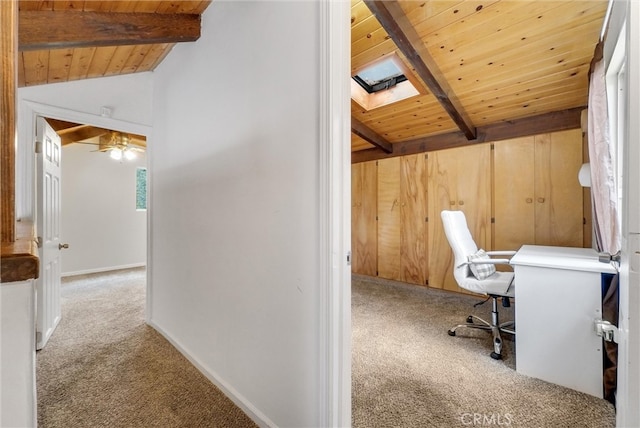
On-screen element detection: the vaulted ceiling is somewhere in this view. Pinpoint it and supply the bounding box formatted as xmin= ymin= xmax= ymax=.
xmin=16 ymin=0 xmax=607 ymax=153
xmin=351 ymin=0 xmax=607 ymax=161
xmin=18 ymin=0 xmax=211 ymax=87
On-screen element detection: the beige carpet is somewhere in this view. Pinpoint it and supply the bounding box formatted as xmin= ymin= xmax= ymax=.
xmin=352 ymin=274 xmax=617 ymax=428
xmin=38 ymin=268 xmax=617 ymax=428
xmin=37 ymin=268 xmax=257 ymax=428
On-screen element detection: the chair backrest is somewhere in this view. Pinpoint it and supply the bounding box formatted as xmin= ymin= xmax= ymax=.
xmin=440 ymin=210 xmax=478 ymax=285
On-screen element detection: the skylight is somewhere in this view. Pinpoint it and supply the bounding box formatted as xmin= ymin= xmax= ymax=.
xmin=351 ymin=54 xmax=422 ymax=111
xmin=353 ymin=58 xmax=408 ymax=93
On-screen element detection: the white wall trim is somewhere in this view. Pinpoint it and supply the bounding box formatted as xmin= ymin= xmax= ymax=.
xmin=61 ymin=263 xmax=146 ymax=278
xmin=147 ymin=320 xmax=276 ymax=428
xmin=617 ymin=0 xmax=640 ymax=426
xmin=17 ymin=98 xmax=154 ymax=349
xmin=318 ymin=0 xmax=351 ymax=427
xmin=145 ymin=124 xmax=154 ymax=326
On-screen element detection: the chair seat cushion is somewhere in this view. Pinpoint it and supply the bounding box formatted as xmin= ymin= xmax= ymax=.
xmin=468 ymin=249 xmax=496 ymax=280
xmin=459 ymin=271 xmax=515 ymax=297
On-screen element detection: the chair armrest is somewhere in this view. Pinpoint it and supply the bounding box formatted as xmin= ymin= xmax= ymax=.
xmin=486 ymin=250 xmax=517 ymax=256
xmin=458 ymin=259 xmax=512 ymax=268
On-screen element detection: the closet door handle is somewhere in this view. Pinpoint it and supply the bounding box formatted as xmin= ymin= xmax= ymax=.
xmin=526 ymin=198 xmax=533 ymax=204
xmin=458 ymin=200 xmax=464 ymax=206
xmin=537 ymin=197 xmax=545 ymax=203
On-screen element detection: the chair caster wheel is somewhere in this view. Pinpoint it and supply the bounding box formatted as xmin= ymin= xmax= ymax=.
xmin=466 ymin=316 xmax=474 ymax=323
xmin=448 ymin=330 xmax=456 ymax=336
xmin=490 ymin=352 xmax=502 ymax=360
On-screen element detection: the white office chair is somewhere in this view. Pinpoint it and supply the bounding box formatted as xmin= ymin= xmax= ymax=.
xmin=441 ymin=210 xmax=516 ymax=360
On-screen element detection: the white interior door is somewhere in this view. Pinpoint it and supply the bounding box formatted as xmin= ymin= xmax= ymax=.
xmin=35 ymin=117 xmax=63 ymax=350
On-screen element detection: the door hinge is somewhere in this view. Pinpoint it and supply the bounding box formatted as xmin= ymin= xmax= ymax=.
xmin=491 ymin=217 xmax=495 ymax=224
xmin=346 ymin=251 xmax=352 ymax=266
xmin=35 ymin=236 xmax=42 ymax=248
xmin=594 ymin=319 xmax=619 ymax=343
xmin=35 ymin=140 xmax=43 ymax=154
xmin=36 ymin=331 xmax=42 ymax=344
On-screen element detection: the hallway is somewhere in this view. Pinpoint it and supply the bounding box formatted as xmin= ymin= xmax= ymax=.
xmin=36 ymin=268 xmax=255 ymax=428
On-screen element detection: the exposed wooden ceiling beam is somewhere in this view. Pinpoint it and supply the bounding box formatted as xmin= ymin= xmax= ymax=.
xmin=60 ymin=126 xmax=110 ymax=146
xmin=351 ymin=117 xmax=393 ymax=154
xmin=18 ymin=10 xmax=201 ymax=51
xmin=352 ymin=107 xmax=584 ymax=163
xmin=364 ymin=0 xmax=476 ymax=140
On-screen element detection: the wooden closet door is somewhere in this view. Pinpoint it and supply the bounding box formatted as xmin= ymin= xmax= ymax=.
xmin=427 ymin=148 xmax=458 ymax=290
xmin=377 ymin=157 xmax=401 ymax=280
xmin=400 ymin=154 xmax=427 ymax=285
xmin=428 ymin=145 xmax=492 ymax=292
xmin=493 ymin=137 xmax=536 ymax=251
xmin=456 ymin=144 xmax=492 ymax=254
xmin=534 ymin=130 xmax=584 ymax=247
xmin=351 ymin=161 xmax=377 ymax=276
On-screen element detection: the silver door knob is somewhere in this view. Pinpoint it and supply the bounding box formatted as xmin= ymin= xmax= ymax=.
xmin=59 ymin=243 xmax=69 ymax=250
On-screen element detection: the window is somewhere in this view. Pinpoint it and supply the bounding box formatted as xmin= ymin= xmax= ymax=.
xmin=136 ymin=167 xmax=147 ymax=211
xmin=606 ymin=22 xmax=626 ymax=230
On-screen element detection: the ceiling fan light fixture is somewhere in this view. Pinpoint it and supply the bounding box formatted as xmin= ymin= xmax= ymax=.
xmin=109 ymin=148 xmax=123 ymax=160
xmin=124 ymin=149 xmax=137 ymax=160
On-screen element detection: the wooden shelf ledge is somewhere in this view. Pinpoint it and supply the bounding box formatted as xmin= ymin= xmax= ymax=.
xmin=1 ymin=220 xmax=39 ymax=283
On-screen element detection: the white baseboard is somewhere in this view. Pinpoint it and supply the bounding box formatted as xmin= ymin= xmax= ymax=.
xmin=61 ymin=263 xmax=146 ymax=277
xmin=147 ymin=319 xmax=275 ymax=428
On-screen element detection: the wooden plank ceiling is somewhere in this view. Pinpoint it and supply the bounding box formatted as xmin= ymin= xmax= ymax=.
xmin=16 ymin=1 xmax=607 ymax=153
xmin=18 ymin=0 xmax=210 ymax=88
xmin=351 ymin=0 xmax=608 ymax=158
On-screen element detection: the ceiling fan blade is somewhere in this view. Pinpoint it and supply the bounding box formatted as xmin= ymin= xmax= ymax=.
xmin=73 ymin=141 xmax=100 ymax=146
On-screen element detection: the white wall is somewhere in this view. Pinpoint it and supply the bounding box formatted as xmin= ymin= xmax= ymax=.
xmin=61 ymin=143 xmax=147 ymax=276
xmin=18 ymin=72 xmax=152 ymax=126
xmin=1 ymin=281 xmax=36 ymax=428
xmin=150 ymin=2 xmax=325 ymax=426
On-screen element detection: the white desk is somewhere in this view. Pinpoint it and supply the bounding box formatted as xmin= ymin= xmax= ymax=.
xmin=510 ymin=245 xmax=617 ymax=398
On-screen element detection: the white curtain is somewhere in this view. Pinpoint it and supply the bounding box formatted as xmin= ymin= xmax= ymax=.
xmin=588 ymin=59 xmax=621 ymax=254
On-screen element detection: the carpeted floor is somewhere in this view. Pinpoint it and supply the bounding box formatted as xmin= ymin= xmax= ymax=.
xmin=37 ymin=269 xmax=617 ymax=428
xmin=36 ymin=268 xmax=257 ymax=428
xmin=352 ymin=274 xmax=617 ymax=428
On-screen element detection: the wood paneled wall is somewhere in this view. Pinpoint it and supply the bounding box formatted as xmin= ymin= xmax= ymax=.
xmin=377 ymin=157 xmax=401 ymax=280
xmin=400 ymin=154 xmax=427 ymax=285
xmin=352 ymin=161 xmax=377 ymax=276
xmin=1 ymin=0 xmax=17 ymax=243
xmin=351 ymin=128 xmax=587 ymax=294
